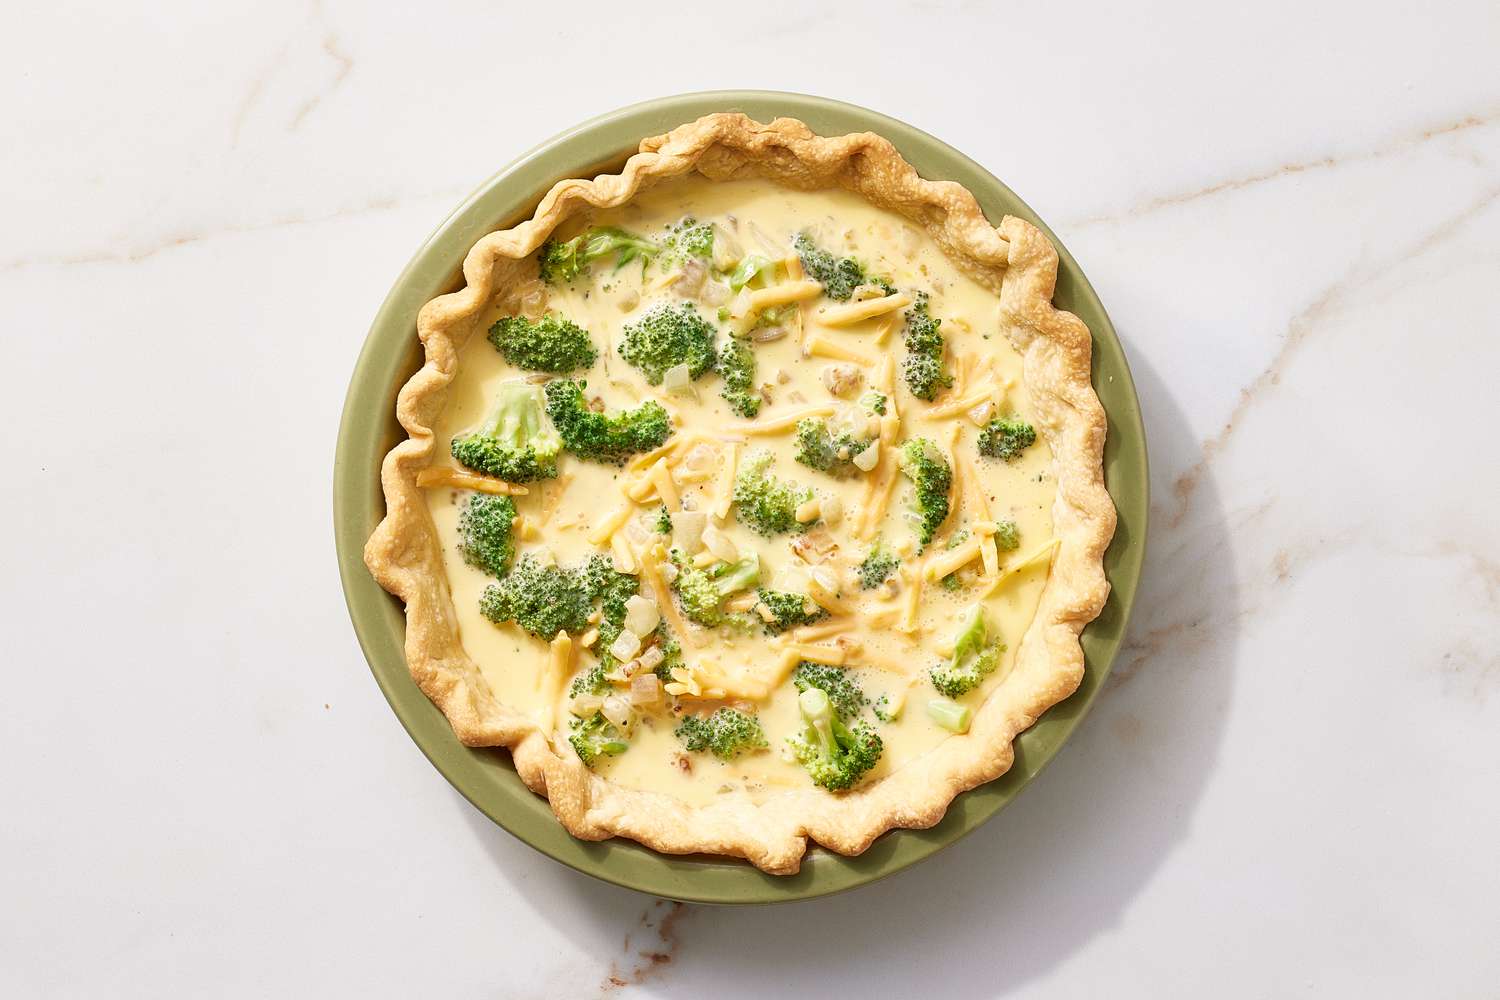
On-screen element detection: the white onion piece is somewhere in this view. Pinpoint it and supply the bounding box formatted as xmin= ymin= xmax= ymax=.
xmin=659 ymin=562 xmax=679 ymax=585
xmin=638 ymin=645 xmax=665 ymax=670
xmin=601 ymin=695 xmax=634 ymax=731
xmin=663 ymin=364 xmax=695 ymax=398
xmin=571 ymin=693 xmax=603 ymax=717
xmin=630 ymin=672 xmax=661 ymax=706
xmin=701 ymin=526 xmax=739 ymax=563
xmin=610 ymin=629 xmax=642 ymax=662
xmin=700 ymin=279 xmax=730 ymax=306
xmin=821 ymin=495 xmax=843 ymax=525
xmin=672 ymin=510 xmax=707 ymax=553
xmin=853 ymin=444 xmax=880 ymax=472
xmin=624 ymin=595 xmax=660 ymax=636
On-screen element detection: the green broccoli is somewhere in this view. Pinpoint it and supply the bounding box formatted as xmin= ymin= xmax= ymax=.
xmin=872 ymin=694 xmax=897 ymax=723
xmin=716 ymin=338 xmax=761 ymax=418
xmin=583 ymin=554 xmax=641 ymax=663
xmin=456 ymin=493 xmax=516 ymax=578
xmin=568 ymin=662 xmax=608 ymax=698
xmin=792 ymin=233 xmax=891 ymax=301
xmin=479 ymin=551 xmax=630 ymax=640
xmin=793 ymin=417 xmax=872 ymax=478
xmin=727 ymin=254 xmax=776 ymax=291
xmin=754 ymin=589 xmax=826 ymax=635
xmin=928 ymin=605 xmax=1005 ymax=698
xmin=538 ymin=226 xmax=658 ymax=284
xmin=450 ymin=381 xmax=563 ymax=483
xmin=899 ymin=438 xmax=952 ymax=549
xmin=479 ymin=554 xmax=594 ymax=638
xmin=900 ymin=292 xmax=952 ymax=401
xmin=655 ymin=507 xmax=673 ymax=534
xmin=926 ymin=697 xmax=972 ymax=734
xmin=792 ymin=662 xmax=867 ymax=721
xmin=787 ymin=687 xmax=883 ymax=791
xmin=542 ymin=379 xmax=672 ymax=464
xmin=732 ymin=450 xmax=817 ymax=536
xmin=486 ymin=314 xmax=597 ymax=373
xmin=654 ymin=623 xmax=685 ymax=682
xmin=994 ymin=519 xmax=1020 ymax=551
xmin=671 ymin=553 xmax=761 ymax=628
xmin=657 ymin=217 xmax=715 ymax=270
xmin=618 ymin=301 xmax=719 ymax=385
xmin=675 ymin=708 xmax=768 ymax=761
xmin=856 ymin=543 xmax=899 ymax=590
xmin=977 ymin=415 xmax=1037 ymax=462
xmin=568 ymin=712 xmax=630 ymax=766
xmin=860 ymin=390 xmax=888 ymax=416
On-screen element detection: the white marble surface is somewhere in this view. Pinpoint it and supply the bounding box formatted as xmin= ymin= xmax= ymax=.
xmin=3 ymin=2 xmax=1497 ymax=996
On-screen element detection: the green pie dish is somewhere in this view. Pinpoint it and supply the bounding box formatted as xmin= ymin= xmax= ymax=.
xmin=333 ymin=91 xmax=1148 ymax=904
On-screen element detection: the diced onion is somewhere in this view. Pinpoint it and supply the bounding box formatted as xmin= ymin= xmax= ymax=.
xmin=610 ymin=629 xmax=642 ymax=662
xmin=602 ymin=695 xmax=634 ymax=731
xmin=702 ymin=526 xmax=739 ymax=563
xmin=630 ymin=672 xmax=661 ymax=706
xmin=853 ymin=445 xmax=880 ymax=472
xmin=638 ymin=645 xmax=665 ymax=670
xmin=663 ymin=364 xmax=696 ymax=398
xmin=571 ymin=693 xmax=603 ymax=717
xmin=672 ymin=510 xmax=707 ymax=553
xmin=624 ymin=595 xmax=660 ymax=636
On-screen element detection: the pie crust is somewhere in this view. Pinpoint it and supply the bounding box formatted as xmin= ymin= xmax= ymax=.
xmin=364 ymin=113 xmax=1116 ymax=874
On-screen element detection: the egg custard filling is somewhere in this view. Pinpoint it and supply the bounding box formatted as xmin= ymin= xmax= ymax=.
xmin=367 ymin=115 xmax=1114 ymax=873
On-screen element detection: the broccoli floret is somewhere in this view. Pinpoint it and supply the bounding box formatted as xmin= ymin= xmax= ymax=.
xmin=672 ymin=554 xmax=762 ymax=627
xmin=486 ymin=314 xmax=597 ymax=373
xmin=793 ymin=417 xmax=872 ymax=478
xmin=480 ymin=551 xmax=629 ymax=642
xmin=538 ymin=226 xmax=658 ymax=284
xmin=928 ymin=605 xmax=1006 ymax=698
xmin=787 ymin=687 xmax=883 ymax=791
xmin=754 ymin=589 xmax=826 ymax=635
xmin=655 ymin=507 xmax=673 ymax=534
xmin=727 ymin=254 xmax=776 ymax=291
xmin=994 ymin=519 xmax=1020 ymax=551
xmin=456 ymin=493 xmax=516 ymax=578
xmin=478 ymin=554 xmax=594 ymax=638
xmin=568 ymin=712 xmax=630 ymax=767
xmin=654 ymin=623 xmax=684 ymax=682
xmin=450 ymin=381 xmax=563 ymax=482
xmin=900 ymin=293 xmax=952 ymax=401
xmin=675 ymin=708 xmax=768 ymax=761
xmin=568 ymin=661 xmax=609 ymax=698
xmin=542 ymin=379 xmax=672 ymax=464
xmin=792 ymin=233 xmax=891 ymax=301
xmin=658 ymin=217 xmax=714 ymax=270
xmin=856 ymin=543 xmax=899 ymax=590
xmin=899 ymin=438 xmax=952 ymax=549
xmin=618 ymin=301 xmax=719 ymax=385
xmin=792 ymin=662 xmax=867 ymax=720
xmin=716 ymin=338 xmax=761 ymax=418
xmin=872 ymin=694 xmax=897 ymax=723
xmin=977 ymin=415 xmax=1037 ymax=462
xmin=926 ymin=697 xmax=972 ymax=734
xmin=732 ymin=450 xmax=816 ymax=536
xmin=860 ymin=390 xmax=888 ymax=416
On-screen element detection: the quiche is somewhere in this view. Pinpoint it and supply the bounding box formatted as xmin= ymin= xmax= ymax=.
xmin=365 ymin=113 xmax=1115 ymax=874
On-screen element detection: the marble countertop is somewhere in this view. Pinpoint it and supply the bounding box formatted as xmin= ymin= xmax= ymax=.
xmin=4 ymin=2 xmax=1497 ymax=996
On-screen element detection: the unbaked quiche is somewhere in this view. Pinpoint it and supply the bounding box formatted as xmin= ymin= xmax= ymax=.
xmin=366 ymin=114 xmax=1115 ymax=874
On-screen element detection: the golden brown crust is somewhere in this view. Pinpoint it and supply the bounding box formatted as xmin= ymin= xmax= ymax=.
xmin=364 ymin=113 xmax=1116 ymax=874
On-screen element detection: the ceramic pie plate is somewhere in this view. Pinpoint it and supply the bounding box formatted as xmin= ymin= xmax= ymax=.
xmin=333 ymin=91 xmax=1148 ymax=904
